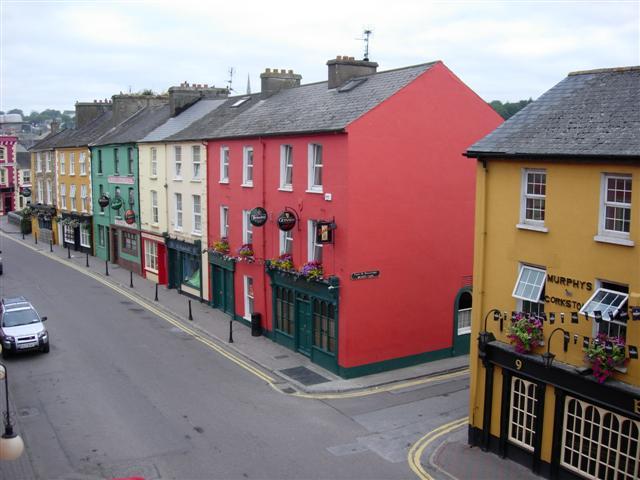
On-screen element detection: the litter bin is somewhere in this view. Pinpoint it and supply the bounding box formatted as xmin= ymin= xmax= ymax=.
xmin=251 ymin=313 xmax=262 ymax=337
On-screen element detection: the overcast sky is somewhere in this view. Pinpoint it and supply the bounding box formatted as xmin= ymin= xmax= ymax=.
xmin=1 ymin=0 xmax=638 ymax=114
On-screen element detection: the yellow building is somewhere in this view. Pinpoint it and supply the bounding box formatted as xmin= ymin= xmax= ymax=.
xmin=466 ymin=67 xmax=640 ymax=479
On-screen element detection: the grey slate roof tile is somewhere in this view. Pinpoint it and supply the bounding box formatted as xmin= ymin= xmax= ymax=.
xmin=29 ymin=128 xmax=76 ymax=151
xmin=468 ymin=66 xmax=640 ymax=158
xmin=55 ymin=111 xmax=114 ymax=148
xmin=92 ymin=104 xmax=171 ymax=146
xmin=141 ymin=99 xmax=227 ymax=142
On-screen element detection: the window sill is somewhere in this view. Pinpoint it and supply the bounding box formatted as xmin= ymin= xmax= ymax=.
xmin=593 ymin=235 xmax=634 ymax=247
xmin=278 ymin=187 xmax=293 ymax=192
xmin=190 ymin=179 xmax=202 ymax=183
xmin=174 ymin=227 xmax=183 ymax=232
xmin=150 ymin=175 xmax=158 ymax=180
xmin=219 ymin=179 xmax=229 ymax=184
xmin=241 ymin=183 xmax=254 ymax=188
xmin=306 ymin=188 xmax=323 ymax=194
xmin=173 ymin=178 xmax=183 ymax=182
xmin=191 ymin=231 xmax=202 ymax=237
xmin=516 ymin=223 xmax=548 ymax=233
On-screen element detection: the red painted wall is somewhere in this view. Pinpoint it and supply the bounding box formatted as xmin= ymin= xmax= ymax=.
xmin=0 ymin=136 xmax=17 ymax=213
xmin=341 ymin=62 xmax=503 ymax=366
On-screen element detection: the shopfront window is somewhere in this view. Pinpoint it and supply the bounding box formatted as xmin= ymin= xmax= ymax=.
xmin=274 ymin=286 xmax=294 ymax=335
xmin=182 ymin=254 xmax=200 ymax=289
xmin=64 ymin=224 xmax=75 ymax=243
xmin=144 ymin=240 xmax=158 ymax=272
xmin=313 ymin=299 xmax=336 ymax=353
xmin=121 ymin=231 xmax=138 ymax=255
xmin=508 ymin=377 xmax=537 ymax=452
xmin=80 ymin=223 xmax=90 ymax=247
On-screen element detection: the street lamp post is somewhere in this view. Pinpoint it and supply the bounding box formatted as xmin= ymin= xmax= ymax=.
xmin=0 ymin=363 xmax=25 ymax=461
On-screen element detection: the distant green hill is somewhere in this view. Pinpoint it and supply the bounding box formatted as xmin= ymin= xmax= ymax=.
xmin=489 ymin=99 xmax=534 ymax=119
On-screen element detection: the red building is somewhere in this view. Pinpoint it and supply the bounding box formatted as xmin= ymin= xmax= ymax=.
xmin=0 ymin=136 xmax=18 ymax=214
xmin=173 ymin=57 xmax=503 ymax=376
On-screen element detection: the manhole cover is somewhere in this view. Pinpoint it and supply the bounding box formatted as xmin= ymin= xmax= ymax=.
xmin=279 ymin=366 xmax=330 ymax=386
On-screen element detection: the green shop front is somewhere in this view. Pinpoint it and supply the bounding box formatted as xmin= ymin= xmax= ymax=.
xmin=208 ymin=252 xmax=235 ymax=316
xmin=267 ymin=266 xmax=340 ymax=374
xmin=167 ymin=237 xmax=203 ymax=300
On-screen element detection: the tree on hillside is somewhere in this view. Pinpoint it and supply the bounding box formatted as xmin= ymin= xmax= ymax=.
xmin=489 ymin=99 xmax=534 ymax=119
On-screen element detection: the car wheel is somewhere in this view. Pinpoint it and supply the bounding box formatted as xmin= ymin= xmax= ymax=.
xmin=1 ymin=348 xmax=9 ymax=359
xmin=42 ymin=344 xmax=50 ymax=354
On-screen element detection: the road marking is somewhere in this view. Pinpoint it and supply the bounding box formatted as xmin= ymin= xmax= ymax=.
xmin=3 ymin=232 xmax=468 ymax=400
xmin=408 ymin=417 xmax=468 ymax=480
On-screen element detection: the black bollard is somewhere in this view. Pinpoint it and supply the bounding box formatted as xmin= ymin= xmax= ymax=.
xmin=105 ymin=260 xmax=109 ymax=276
xmin=188 ymin=300 xmax=193 ymax=321
xmin=154 ymin=283 xmax=158 ymax=301
xmin=22 ymin=231 xmax=24 ymax=240
xmin=129 ymin=270 xmax=134 ymax=288
xmin=67 ymin=245 xmax=71 ymax=259
xmin=34 ymin=232 xmax=37 ymax=244
xmin=85 ymin=251 xmax=89 ymax=267
xmin=49 ymin=240 xmax=53 ymax=252
xmin=228 ymin=319 xmax=234 ymax=343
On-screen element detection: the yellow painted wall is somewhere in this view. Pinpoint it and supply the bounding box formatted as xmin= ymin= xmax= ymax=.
xmin=56 ymin=147 xmax=93 ymax=215
xmin=470 ymin=158 xmax=640 ymax=446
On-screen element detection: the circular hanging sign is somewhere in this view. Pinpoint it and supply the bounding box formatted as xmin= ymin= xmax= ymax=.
xmin=110 ymin=197 xmax=123 ymax=210
xmin=21 ymin=187 xmax=31 ymax=198
xmin=277 ymin=210 xmax=296 ymax=231
xmin=98 ymin=194 xmax=110 ymax=208
xmin=124 ymin=209 xmax=136 ymax=224
xmin=249 ymin=207 xmax=268 ymax=227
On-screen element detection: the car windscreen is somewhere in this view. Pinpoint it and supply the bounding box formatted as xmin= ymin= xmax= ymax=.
xmin=3 ymin=309 xmax=40 ymax=327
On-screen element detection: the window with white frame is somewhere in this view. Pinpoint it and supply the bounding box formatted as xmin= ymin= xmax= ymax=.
xmin=46 ymin=179 xmax=52 ymax=205
xmin=151 ymin=190 xmax=158 ymax=224
xmin=519 ymin=169 xmax=546 ymax=229
xmin=59 ymin=152 xmax=65 ymax=174
xmin=244 ymin=276 xmax=254 ymax=320
xmin=243 ymin=209 xmax=253 ymax=244
xmin=579 ymin=281 xmax=629 ymax=339
xmin=508 ymin=377 xmax=538 ymax=452
xmin=174 ymin=193 xmax=182 ymax=230
xmin=63 ymin=224 xmax=74 ymax=243
xmin=308 ymin=144 xmax=323 ymax=192
xmin=79 ymin=152 xmax=86 ymax=175
xmin=561 ymin=396 xmax=640 ymax=480
xmin=81 ymin=185 xmax=87 ymax=212
xmin=0 ymin=148 xmax=5 ymax=160
xmin=308 ymin=220 xmax=323 ymax=262
xmin=69 ymin=184 xmax=76 ymax=210
xmin=192 ymin=195 xmax=202 ymax=234
xmin=174 ymin=146 xmax=182 ymax=179
xmin=280 ymin=144 xmax=293 ymax=190
xmin=69 ymin=152 xmax=75 ymax=175
xmin=279 ymin=229 xmax=293 ymax=255
xmin=242 ymin=146 xmax=254 ymax=186
xmin=22 ymin=169 xmax=30 ymax=184
xmin=150 ymin=147 xmax=158 ymax=177
xmin=60 ymin=183 xmax=67 ymax=210
xmin=457 ymin=291 xmax=472 ymax=335
xmin=0 ymin=169 xmax=6 ymax=185
xmin=37 ymin=153 xmax=43 ymax=172
xmin=513 ymin=264 xmax=546 ymax=314
xmin=220 ymin=206 xmax=229 ymax=238
xmin=220 ymin=146 xmax=229 ymax=183
xmin=46 ymin=152 xmax=52 ymax=172
xmin=598 ymin=174 xmax=632 ymax=243
xmin=37 ymin=179 xmax=43 ymax=203
xmin=80 ymin=223 xmax=90 ymax=247
xmin=192 ymin=146 xmax=201 ymax=180
xmin=144 ymin=240 xmax=158 ymax=272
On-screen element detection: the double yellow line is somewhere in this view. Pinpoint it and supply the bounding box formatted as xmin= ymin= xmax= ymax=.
xmin=408 ymin=416 xmax=468 ymax=479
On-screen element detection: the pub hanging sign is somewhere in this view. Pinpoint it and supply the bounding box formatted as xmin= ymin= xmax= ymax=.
xmin=316 ymin=221 xmax=335 ymax=244
xmin=124 ymin=209 xmax=136 ymax=225
xmin=277 ymin=211 xmax=296 ymax=231
xmin=249 ymin=207 xmax=268 ymax=227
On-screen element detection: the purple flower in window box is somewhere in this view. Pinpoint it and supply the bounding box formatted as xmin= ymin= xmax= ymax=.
xmin=212 ymin=237 xmax=230 ymax=254
xmin=301 ymin=261 xmax=323 ymax=281
xmin=237 ymin=243 xmax=254 ymax=260
xmin=585 ymin=333 xmax=628 ymax=383
xmin=507 ymin=312 xmax=544 ymax=354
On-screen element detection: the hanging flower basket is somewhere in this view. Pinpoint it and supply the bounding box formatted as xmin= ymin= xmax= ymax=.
xmin=237 ymin=243 xmax=254 ymax=261
xmin=269 ymin=253 xmax=294 ymax=272
xmin=301 ymin=261 xmax=323 ymax=281
xmin=212 ymin=237 xmax=230 ymax=255
xmin=585 ymin=333 xmax=628 ymax=383
xmin=508 ymin=313 xmax=544 ymax=354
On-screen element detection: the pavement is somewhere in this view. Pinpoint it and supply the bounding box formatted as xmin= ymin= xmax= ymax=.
xmin=0 ymin=216 xmax=541 ymax=479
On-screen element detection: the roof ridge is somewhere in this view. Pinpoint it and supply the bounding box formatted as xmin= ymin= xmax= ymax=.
xmin=568 ymin=66 xmax=640 ymax=76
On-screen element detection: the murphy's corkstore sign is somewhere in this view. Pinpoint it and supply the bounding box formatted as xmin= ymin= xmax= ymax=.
xmin=544 ymin=274 xmax=593 ymax=310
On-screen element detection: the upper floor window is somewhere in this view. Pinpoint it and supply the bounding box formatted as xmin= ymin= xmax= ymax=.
xmin=97 ymin=150 xmax=103 ymax=174
xmin=127 ymin=147 xmax=134 ymax=174
xmin=243 ymin=210 xmax=253 ymax=244
xmin=69 ymin=184 xmax=76 ymax=210
xmin=192 ymin=195 xmax=202 ymax=234
xmin=580 ymin=281 xmax=629 ymax=340
xmin=280 ymin=145 xmax=293 ymax=190
xmin=242 ymin=146 xmax=254 ymax=186
xmin=308 ymin=220 xmax=323 ymax=262
xmin=22 ymin=169 xmax=30 ymax=184
xmin=192 ymin=146 xmax=201 ymax=180
xmin=513 ymin=264 xmax=546 ymax=315
xmin=596 ymin=174 xmax=632 ymax=246
xmin=0 ymin=148 xmax=5 ymax=161
xmin=69 ymin=152 xmax=75 ymax=175
xmin=79 ymin=152 xmax=87 ymax=175
xmin=150 ymin=147 xmax=158 ymax=177
xmin=174 ymin=146 xmax=182 ymax=179
xmin=308 ymin=144 xmax=323 ymax=192
xmin=98 ymin=184 xmax=104 ymax=213
xmin=60 ymin=183 xmax=67 ymax=210
xmin=519 ymin=169 xmax=546 ymax=231
xmin=36 ymin=153 xmax=43 ymax=172
xmin=220 ymin=206 xmax=229 ymax=238
xmin=59 ymin=152 xmax=65 ymax=175
xmin=81 ymin=184 xmax=88 ymax=212
xmin=280 ymin=229 xmax=293 ymax=255
xmin=37 ymin=179 xmax=43 ymax=203
xmin=46 ymin=179 xmax=53 ymax=205
xmin=220 ymin=146 xmax=229 ymax=183
xmin=46 ymin=152 xmax=52 ymax=172
xmin=0 ymin=169 xmax=6 ymax=185
xmin=114 ymin=148 xmax=120 ymax=175
xmin=128 ymin=187 xmax=135 ymax=208
xmin=174 ymin=193 xmax=183 ymax=230
xmin=151 ymin=190 xmax=158 ymax=224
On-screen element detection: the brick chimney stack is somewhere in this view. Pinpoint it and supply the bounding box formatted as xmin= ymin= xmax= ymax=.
xmin=327 ymin=55 xmax=378 ymax=89
xmin=111 ymin=94 xmax=169 ymax=125
xmin=75 ymin=99 xmax=112 ymax=129
xmin=168 ymin=83 xmax=229 ymax=117
xmin=260 ymin=69 xmax=302 ymax=99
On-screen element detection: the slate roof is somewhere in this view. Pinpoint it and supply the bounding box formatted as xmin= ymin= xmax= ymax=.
xmin=467 ymin=66 xmax=640 ymax=158
xmin=55 ymin=111 xmax=114 ymax=148
xmin=141 ymin=99 xmax=227 ymax=143
xmin=16 ymin=143 xmax=30 ymax=169
xmin=29 ymin=128 xmax=76 ymax=151
xmin=92 ymin=104 xmax=171 ymax=146
xmin=167 ymin=62 xmax=438 ymax=141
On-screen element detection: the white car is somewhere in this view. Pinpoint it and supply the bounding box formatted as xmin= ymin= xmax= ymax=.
xmin=0 ymin=296 xmax=49 ymax=358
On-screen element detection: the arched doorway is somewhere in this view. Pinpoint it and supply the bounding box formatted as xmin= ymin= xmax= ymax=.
xmin=452 ymin=288 xmax=472 ymax=355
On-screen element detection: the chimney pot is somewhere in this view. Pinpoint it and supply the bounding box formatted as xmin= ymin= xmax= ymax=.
xmin=326 ymin=55 xmax=379 ymax=89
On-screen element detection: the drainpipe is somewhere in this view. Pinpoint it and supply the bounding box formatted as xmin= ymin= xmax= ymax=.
xmin=260 ymin=137 xmax=268 ymax=329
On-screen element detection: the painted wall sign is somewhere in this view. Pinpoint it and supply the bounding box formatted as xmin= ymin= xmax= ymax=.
xmin=124 ymin=209 xmax=136 ymax=224
xmin=249 ymin=207 xmax=268 ymax=227
xmin=107 ymin=175 xmax=135 ymax=185
xmin=277 ymin=211 xmax=296 ymax=231
xmin=114 ymin=217 xmax=137 ymax=228
xmin=351 ymin=271 xmax=380 ymax=280
xmin=316 ymin=221 xmax=334 ymax=244
xmin=546 ymin=274 xmax=593 ymax=291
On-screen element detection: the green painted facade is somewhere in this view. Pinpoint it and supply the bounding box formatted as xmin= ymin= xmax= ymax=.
xmin=91 ymin=144 xmax=141 ymax=265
